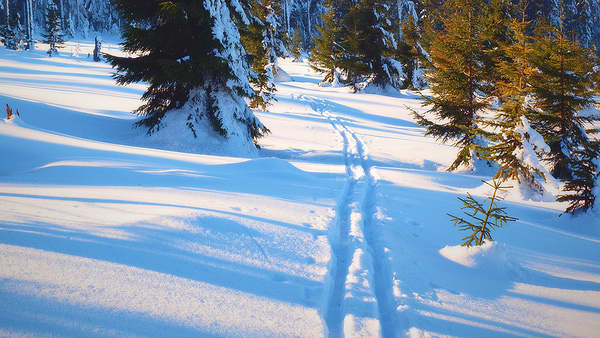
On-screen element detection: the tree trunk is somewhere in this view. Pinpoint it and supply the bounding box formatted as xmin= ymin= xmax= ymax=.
xmin=5 ymin=0 xmax=9 ymax=29
xmin=59 ymin=0 xmax=65 ymax=31
xmin=26 ymin=0 xmax=34 ymax=51
xmin=306 ymin=0 xmax=312 ymax=39
xmin=285 ymin=0 xmax=290 ymax=34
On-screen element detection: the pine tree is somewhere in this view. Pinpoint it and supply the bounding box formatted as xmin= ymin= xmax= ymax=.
xmin=106 ymin=0 xmax=268 ymax=150
xmin=480 ymin=0 xmax=510 ymax=97
xmin=358 ymin=0 xmax=404 ymax=89
xmin=528 ymin=7 xmax=598 ymax=180
xmin=337 ymin=2 xmax=364 ymax=91
xmin=42 ymin=2 xmax=66 ymax=56
xmin=242 ymin=0 xmax=280 ymax=110
xmin=593 ymin=61 xmax=600 ymax=93
xmin=336 ymin=0 xmax=404 ymax=90
xmin=412 ymin=0 xmax=490 ymax=171
xmin=289 ymin=26 xmax=303 ymax=61
xmin=483 ymin=0 xmax=549 ymax=191
xmin=0 ymin=22 xmax=16 ymax=50
xmin=13 ymin=10 xmax=25 ymax=50
xmin=93 ymin=36 xmax=102 ymax=61
xmin=310 ymin=0 xmax=343 ymax=85
xmin=448 ymin=179 xmax=518 ymax=247
xmin=1 ymin=2 xmax=18 ymax=50
xmin=395 ymin=1 xmax=425 ymax=89
xmin=557 ymin=140 xmax=600 ymax=214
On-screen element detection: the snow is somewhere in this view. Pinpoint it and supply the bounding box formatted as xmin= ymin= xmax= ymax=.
xmin=439 ymin=242 xmax=521 ymax=272
xmin=1 ymin=42 xmax=599 ymax=337
xmin=273 ymin=66 xmax=292 ymax=82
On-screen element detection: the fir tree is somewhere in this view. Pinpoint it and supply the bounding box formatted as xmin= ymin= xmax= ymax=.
xmin=337 ymin=0 xmax=404 ymax=90
xmin=557 ymin=140 xmax=600 ymax=214
xmin=309 ymin=0 xmax=343 ymax=85
xmin=412 ymin=0 xmax=490 ymax=171
xmin=395 ymin=3 xmax=425 ymax=89
xmin=0 ymin=22 xmax=17 ymax=49
xmin=448 ymin=179 xmax=518 ymax=247
xmin=289 ymin=26 xmax=303 ymax=61
xmin=337 ymin=2 xmax=364 ymax=91
xmin=1 ymin=6 xmax=19 ymax=50
xmin=42 ymin=2 xmax=66 ymax=56
xmin=591 ymin=57 xmax=600 ymax=93
xmin=242 ymin=0 xmax=280 ymax=110
xmin=483 ymin=0 xmax=549 ymax=190
xmin=528 ymin=8 xmax=598 ymax=180
xmin=106 ymin=0 xmax=268 ymax=150
xmin=93 ymin=36 xmax=102 ymax=62
xmin=357 ymin=0 xmax=404 ymax=89
xmin=480 ymin=0 xmax=510 ymax=97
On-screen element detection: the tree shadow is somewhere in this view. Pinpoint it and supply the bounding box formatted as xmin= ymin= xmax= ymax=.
xmin=373 ymin=168 xmax=600 ymax=335
xmin=0 ymin=215 xmax=324 ymax=308
xmin=0 ymin=282 xmax=225 ymax=337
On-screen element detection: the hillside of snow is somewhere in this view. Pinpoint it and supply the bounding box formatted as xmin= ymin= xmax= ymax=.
xmin=0 ymin=40 xmax=599 ymax=337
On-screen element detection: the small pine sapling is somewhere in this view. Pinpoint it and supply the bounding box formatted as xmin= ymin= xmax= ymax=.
xmin=448 ymin=180 xmax=518 ymax=247
xmin=5 ymin=103 xmax=12 ymax=119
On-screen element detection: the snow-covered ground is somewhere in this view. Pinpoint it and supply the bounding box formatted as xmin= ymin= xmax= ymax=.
xmin=1 ymin=41 xmax=599 ymax=337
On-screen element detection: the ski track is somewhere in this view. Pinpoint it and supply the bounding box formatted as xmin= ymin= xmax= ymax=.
xmin=296 ymin=94 xmax=397 ymax=338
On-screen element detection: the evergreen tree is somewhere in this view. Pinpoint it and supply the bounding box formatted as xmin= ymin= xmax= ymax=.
xmin=557 ymin=140 xmax=600 ymax=214
xmin=448 ymin=179 xmax=518 ymax=247
xmin=337 ymin=0 xmax=404 ymax=90
xmin=0 ymin=22 xmax=17 ymax=50
xmin=93 ymin=35 xmax=102 ymax=61
xmin=13 ymin=10 xmax=25 ymax=50
xmin=1 ymin=4 xmax=19 ymax=50
xmin=106 ymin=0 xmax=268 ymax=150
xmin=242 ymin=0 xmax=280 ymax=110
xmin=289 ymin=26 xmax=303 ymax=61
xmin=337 ymin=2 xmax=363 ymax=91
xmin=358 ymin=0 xmax=404 ymax=89
xmin=592 ymin=62 xmax=600 ymax=93
xmin=310 ymin=0 xmax=343 ymax=85
xmin=42 ymin=2 xmax=66 ymax=56
xmin=528 ymin=9 xmax=598 ymax=180
xmin=395 ymin=2 xmax=425 ymax=89
xmin=412 ymin=0 xmax=490 ymax=171
xmin=483 ymin=0 xmax=549 ymax=190
xmin=480 ymin=0 xmax=510 ymax=97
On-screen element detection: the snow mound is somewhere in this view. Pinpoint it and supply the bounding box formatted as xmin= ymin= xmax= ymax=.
xmin=1 ymin=115 xmax=25 ymax=127
xmin=439 ymin=242 xmax=522 ymax=276
xmin=215 ymin=157 xmax=319 ymax=182
xmin=318 ymin=71 xmax=344 ymax=88
xmin=134 ymin=102 xmax=259 ymax=158
xmin=468 ymin=178 xmax=559 ymax=203
xmin=273 ymin=67 xmax=292 ymax=82
xmin=360 ymin=84 xmax=402 ymax=96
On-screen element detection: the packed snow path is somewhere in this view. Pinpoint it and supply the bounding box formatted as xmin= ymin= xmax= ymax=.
xmin=1 ymin=43 xmax=600 ymax=337
xmin=297 ymin=94 xmax=396 ymax=337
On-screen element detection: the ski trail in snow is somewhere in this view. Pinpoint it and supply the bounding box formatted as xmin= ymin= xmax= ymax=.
xmin=296 ymin=94 xmax=397 ymax=337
